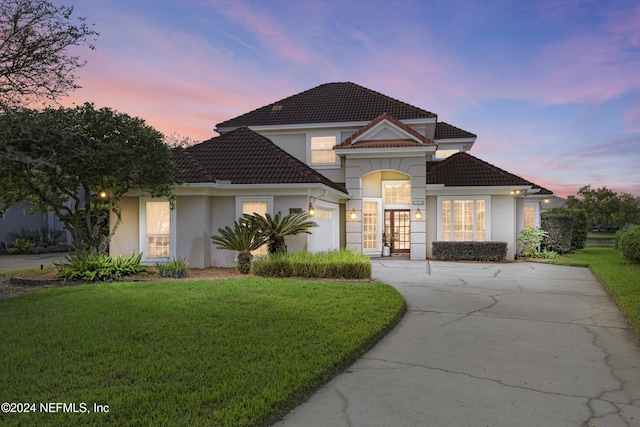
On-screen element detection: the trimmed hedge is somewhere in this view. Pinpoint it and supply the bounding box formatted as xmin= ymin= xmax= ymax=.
xmin=616 ymin=226 xmax=640 ymax=263
xmin=252 ymin=250 xmax=371 ymax=279
xmin=541 ymin=213 xmax=573 ymax=254
xmin=432 ymin=241 xmax=507 ymax=261
xmin=548 ymin=207 xmax=588 ymax=250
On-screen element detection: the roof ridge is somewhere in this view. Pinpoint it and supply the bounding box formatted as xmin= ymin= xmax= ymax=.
xmin=342 ymin=82 xmax=436 ymax=118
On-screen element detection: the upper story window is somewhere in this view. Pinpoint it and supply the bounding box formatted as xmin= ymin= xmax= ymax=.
xmin=307 ymin=133 xmax=340 ymax=168
xmin=383 ymin=182 xmax=411 ymax=205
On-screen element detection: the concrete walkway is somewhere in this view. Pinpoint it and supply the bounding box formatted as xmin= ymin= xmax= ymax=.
xmin=275 ymin=259 xmax=640 ymax=427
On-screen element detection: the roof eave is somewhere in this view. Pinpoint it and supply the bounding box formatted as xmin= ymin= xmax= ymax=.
xmin=215 ymin=117 xmax=437 ymax=134
xmin=336 ymin=146 xmax=436 ymax=158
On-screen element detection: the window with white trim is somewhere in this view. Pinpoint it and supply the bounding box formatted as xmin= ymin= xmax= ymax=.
xmin=140 ymin=198 xmax=176 ymax=262
xmin=236 ymin=197 xmax=273 ymax=257
xmin=439 ymin=198 xmax=488 ymax=242
xmin=307 ymin=133 xmax=340 ymax=167
xmin=524 ymin=203 xmax=539 ymax=229
xmin=383 ymin=182 xmax=411 ymax=205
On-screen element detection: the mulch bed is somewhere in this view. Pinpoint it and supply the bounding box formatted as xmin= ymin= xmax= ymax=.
xmin=0 ymin=267 xmax=243 ymax=300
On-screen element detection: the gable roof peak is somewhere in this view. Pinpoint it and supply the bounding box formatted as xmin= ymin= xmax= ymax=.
xmin=337 ymin=112 xmax=435 ymax=148
xmin=215 ymin=82 xmax=437 ymax=129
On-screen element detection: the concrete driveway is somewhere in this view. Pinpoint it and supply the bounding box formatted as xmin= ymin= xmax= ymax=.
xmin=275 ymin=259 xmax=640 ymax=427
xmin=0 ymin=253 xmax=69 ymax=271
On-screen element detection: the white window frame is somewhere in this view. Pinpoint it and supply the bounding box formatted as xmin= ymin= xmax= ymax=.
xmin=524 ymin=202 xmax=540 ymax=229
xmin=235 ymin=196 xmax=274 ymax=219
xmin=382 ymin=180 xmax=412 ymax=209
xmin=235 ymin=196 xmax=274 ymax=257
xmin=362 ymin=198 xmax=383 ymax=254
xmin=437 ymin=196 xmax=491 ymax=242
xmin=139 ymin=197 xmax=176 ymax=263
xmin=306 ymin=132 xmax=341 ymax=169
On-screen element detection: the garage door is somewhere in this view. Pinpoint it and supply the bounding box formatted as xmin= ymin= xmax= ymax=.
xmin=309 ymin=204 xmax=339 ymax=253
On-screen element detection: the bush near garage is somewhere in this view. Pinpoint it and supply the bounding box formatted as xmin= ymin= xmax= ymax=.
xmin=431 ymin=241 xmax=507 ymax=261
xmin=547 ymin=207 xmax=588 ymax=250
xmin=541 ymin=212 xmax=573 ymax=254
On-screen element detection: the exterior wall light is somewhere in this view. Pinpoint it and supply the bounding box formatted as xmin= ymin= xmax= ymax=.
xmin=350 ymin=208 xmax=357 ymax=220
xmin=415 ymin=208 xmax=422 ymax=220
xmin=97 ymin=190 xmax=109 ymax=201
xmin=308 ymin=202 xmax=315 ymax=217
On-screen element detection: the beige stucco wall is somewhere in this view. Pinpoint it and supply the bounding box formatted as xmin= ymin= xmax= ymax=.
xmin=176 ymin=196 xmax=211 ymax=269
xmin=425 ymin=195 xmax=438 ymax=258
xmin=210 ymin=196 xmax=236 ymax=268
xmin=491 ymin=195 xmax=517 ymax=260
xmin=110 ymin=197 xmax=139 ymax=257
xmin=344 ymin=156 xmax=427 ymax=260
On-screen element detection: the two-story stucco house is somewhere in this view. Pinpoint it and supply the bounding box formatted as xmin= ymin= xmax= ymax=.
xmin=110 ymin=82 xmax=552 ymax=267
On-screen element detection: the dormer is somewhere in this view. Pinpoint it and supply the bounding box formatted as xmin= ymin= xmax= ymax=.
xmin=334 ymin=113 xmax=437 ymax=158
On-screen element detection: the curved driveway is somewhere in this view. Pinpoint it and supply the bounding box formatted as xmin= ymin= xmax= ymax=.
xmin=276 ymin=260 xmax=640 ymax=427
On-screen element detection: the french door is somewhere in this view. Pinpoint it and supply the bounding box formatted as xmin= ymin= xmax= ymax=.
xmin=384 ymin=209 xmax=410 ymax=253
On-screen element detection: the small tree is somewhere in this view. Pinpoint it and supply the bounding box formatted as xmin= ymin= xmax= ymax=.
xmin=244 ymin=211 xmax=317 ymax=255
xmin=0 ymin=103 xmax=179 ymax=254
xmin=211 ymin=220 xmax=267 ymax=274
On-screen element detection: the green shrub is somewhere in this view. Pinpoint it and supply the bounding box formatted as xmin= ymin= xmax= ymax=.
xmin=57 ymin=252 xmax=147 ymax=281
xmin=518 ymin=228 xmax=547 ymax=258
xmin=541 ymin=213 xmax=573 ymax=254
xmin=431 ymin=241 xmax=507 ymax=261
xmin=548 ymin=208 xmax=588 ymax=249
xmin=616 ymin=226 xmax=640 ymax=263
xmin=253 ymin=250 xmax=371 ymax=279
xmin=8 ymin=238 xmax=35 ymax=254
xmin=155 ymin=257 xmax=189 ymax=278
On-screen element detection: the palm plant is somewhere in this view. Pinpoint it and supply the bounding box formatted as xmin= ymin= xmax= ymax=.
xmin=211 ymin=219 xmax=267 ymax=274
xmin=244 ymin=211 xmax=317 ymax=255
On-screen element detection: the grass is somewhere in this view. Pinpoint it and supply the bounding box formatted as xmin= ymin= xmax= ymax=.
xmin=550 ymin=248 xmax=640 ymax=336
xmin=0 ymin=277 xmax=404 ymax=426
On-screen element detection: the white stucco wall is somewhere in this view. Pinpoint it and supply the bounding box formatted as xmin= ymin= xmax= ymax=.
xmin=210 ymin=196 xmax=236 ymax=268
xmin=425 ymin=195 xmax=438 ymax=258
xmin=491 ymin=195 xmax=517 ymax=260
xmin=110 ymin=197 xmax=139 ymax=257
xmin=176 ymin=195 xmax=211 ymax=269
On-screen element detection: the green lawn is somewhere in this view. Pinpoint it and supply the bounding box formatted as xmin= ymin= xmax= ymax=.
xmin=0 ymin=278 xmax=405 ymax=426
xmin=550 ymin=248 xmax=640 ymax=336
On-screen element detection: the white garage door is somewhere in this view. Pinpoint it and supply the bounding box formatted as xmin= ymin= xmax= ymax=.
xmin=309 ymin=203 xmax=339 ymax=253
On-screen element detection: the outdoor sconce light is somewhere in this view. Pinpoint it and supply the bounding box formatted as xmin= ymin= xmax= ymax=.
xmin=350 ymin=208 xmax=357 ymax=220
xmin=308 ymin=202 xmax=315 ymax=217
xmin=97 ymin=190 xmax=109 ymax=201
xmin=415 ymin=208 xmax=422 ymax=220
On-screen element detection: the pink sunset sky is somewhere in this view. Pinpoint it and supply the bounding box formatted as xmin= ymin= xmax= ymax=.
xmin=56 ymin=0 xmax=640 ymax=198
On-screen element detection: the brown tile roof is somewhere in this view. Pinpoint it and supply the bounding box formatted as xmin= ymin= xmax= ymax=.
xmin=216 ymin=82 xmax=437 ymax=129
xmin=336 ymin=113 xmax=435 ymax=149
xmin=435 ymin=122 xmax=477 ymax=140
xmin=427 ymin=152 xmax=552 ymax=194
xmin=174 ymin=127 xmax=347 ymax=193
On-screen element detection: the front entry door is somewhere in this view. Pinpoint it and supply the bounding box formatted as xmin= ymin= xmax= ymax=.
xmin=384 ymin=210 xmax=410 ymax=253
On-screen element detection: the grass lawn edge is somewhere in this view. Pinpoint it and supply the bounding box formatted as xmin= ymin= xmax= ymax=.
xmin=267 ymin=291 xmax=407 ymax=425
